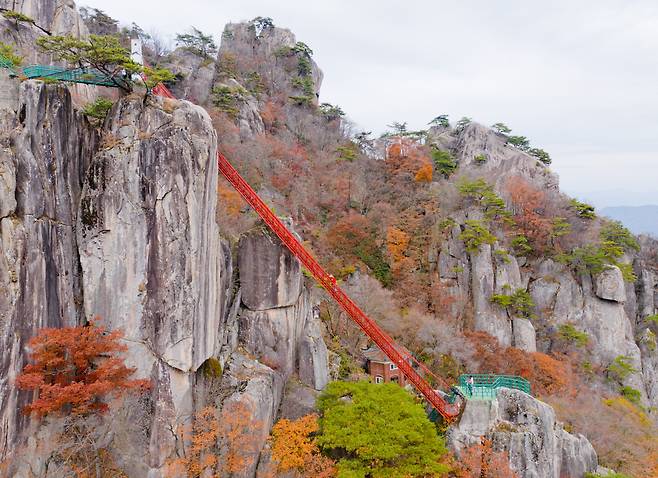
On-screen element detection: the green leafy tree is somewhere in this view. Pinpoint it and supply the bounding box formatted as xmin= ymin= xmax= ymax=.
xmin=292 ymin=41 xmax=314 ymax=57
xmin=607 ymin=355 xmax=638 ymax=383
xmin=320 ymin=103 xmax=345 ymax=121
xmin=36 ymin=35 xmax=141 ymax=92
xmin=175 ymin=27 xmax=217 ymax=58
xmin=212 ymin=84 xmax=246 ymax=119
xmin=455 ymin=116 xmax=472 ymax=130
xmin=600 ymin=220 xmax=640 ymax=253
xmin=557 ymin=324 xmax=589 ymax=348
xmin=2 ymin=9 xmax=33 ymax=26
xmin=511 ymin=235 xmax=532 ymax=256
xmin=0 ymin=41 xmax=22 ymax=67
xmin=82 ymin=97 xmax=114 ymax=124
xmin=428 ymin=114 xmax=449 ymax=128
xmin=620 ymin=386 xmax=641 ymax=405
xmin=529 ymin=147 xmax=551 ymax=165
xmin=490 ymin=288 xmax=535 ymax=318
xmin=387 ymin=121 xmax=408 ymax=135
xmin=250 ymin=16 xmax=275 ymax=34
xmin=457 ymin=178 xmax=511 ymax=222
xmin=569 ymin=199 xmax=596 ymax=219
xmin=460 ymin=220 xmax=497 ymax=253
xmin=2 ymin=8 xmax=51 ymax=34
xmin=142 ymin=66 xmax=175 ymax=92
xmin=550 ymin=217 xmax=572 ymax=241
xmin=507 ymin=135 xmax=530 ymax=151
xmin=431 ymin=148 xmax=457 ymax=178
xmin=491 ymin=122 xmax=512 ymax=134
xmin=79 ymin=7 xmax=119 ymax=36
xmin=317 ymin=381 xmax=451 ymax=478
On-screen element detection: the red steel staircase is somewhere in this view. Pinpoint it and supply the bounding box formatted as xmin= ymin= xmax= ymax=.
xmin=153 ymin=84 xmax=463 ymax=422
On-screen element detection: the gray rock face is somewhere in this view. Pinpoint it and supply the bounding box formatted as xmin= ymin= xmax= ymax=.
xmin=0 ymin=0 xmax=88 ymax=64
xmin=78 ymin=96 xmax=222 ymax=374
xmin=448 ymin=389 xmax=598 ymax=478
xmin=429 ymin=122 xmax=558 ymax=193
xmin=162 ymin=48 xmax=216 ymax=105
xmin=0 ymin=0 xmax=87 ymax=37
xmin=0 ymin=82 xmax=226 ymax=466
xmin=218 ymin=353 xmax=284 ymax=478
xmin=0 ymin=82 xmax=97 ymax=458
xmin=239 ymin=229 xmax=303 ymax=310
xmin=298 ymin=311 xmax=329 ymax=390
xmin=238 ymin=228 xmax=328 ymax=391
xmin=512 ymin=318 xmax=537 ymax=352
xmin=471 ymin=244 xmax=513 ymax=346
xmin=595 ymin=266 xmax=626 ymax=302
xmin=239 ymin=292 xmax=309 ymax=378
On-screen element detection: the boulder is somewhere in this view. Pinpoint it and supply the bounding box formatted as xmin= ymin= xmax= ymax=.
xmin=595 ymin=267 xmax=626 ymax=303
xmin=238 ymin=229 xmax=303 ymax=310
xmin=448 ymin=388 xmax=598 ymax=478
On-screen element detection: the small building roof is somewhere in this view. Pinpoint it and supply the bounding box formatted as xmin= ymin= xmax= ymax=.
xmin=362 ymin=343 xmax=412 ymax=364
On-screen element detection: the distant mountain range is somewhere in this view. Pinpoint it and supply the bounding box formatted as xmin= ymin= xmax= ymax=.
xmin=600 ymin=205 xmax=658 ymax=237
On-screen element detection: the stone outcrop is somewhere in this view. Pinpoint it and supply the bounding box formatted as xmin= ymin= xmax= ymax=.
xmin=428 ymin=122 xmax=559 ymax=193
xmin=449 ymin=389 xmax=598 ymax=478
xmin=78 ymin=94 xmax=222 ymax=374
xmin=0 ymin=81 xmax=97 ymax=458
xmin=595 ymin=267 xmax=626 ymax=302
xmin=0 ymin=80 xmax=225 ymax=471
xmin=217 ymin=353 xmax=284 ymax=478
xmin=238 ymin=228 xmax=329 ymax=390
xmin=434 ymin=201 xmax=652 ymax=408
xmin=162 ymin=48 xmax=216 ymax=105
xmin=239 ymin=228 xmax=303 ymax=310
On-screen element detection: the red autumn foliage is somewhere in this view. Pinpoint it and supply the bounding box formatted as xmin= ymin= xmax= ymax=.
xmin=464 ymin=331 xmax=572 ymax=396
xmin=414 ymin=162 xmax=433 ymax=182
xmin=326 ymin=213 xmax=376 ymax=260
xmin=505 ymin=176 xmax=554 ymax=253
xmin=260 ymin=100 xmax=285 ymax=131
xmin=454 ymin=438 xmax=519 ymax=478
xmin=16 ymin=321 xmax=149 ymax=417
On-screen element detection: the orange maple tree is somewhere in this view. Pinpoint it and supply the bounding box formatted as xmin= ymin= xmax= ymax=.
xmin=168 ymin=406 xmax=221 ymax=477
xmin=414 ymin=163 xmax=433 ymax=182
xmin=386 ymin=226 xmax=410 ymax=262
xmin=455 ymin=438 xmax=518 ymax=478
xmin=15 ymin=320 xmax=149 ymax=417
xmin=270 ymin=414 xmax=336 ymax=477
xmin=218 ymin=401 xmax=263 ymax=474
xmin=464 ymin=331 xmax=572 ymax=397
xmin=505 ymin=176 xmax=554 ymax=254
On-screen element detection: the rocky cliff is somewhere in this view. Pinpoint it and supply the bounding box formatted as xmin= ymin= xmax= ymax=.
xmin=449 ymin=389 xmax=597 ymax=478
xmin=0 ymin=2 xmax=656 ymax=476
xmin=0 ymin=83 xmax=328 ymax=478
xmin=428 ymin=122 xmax=655 ymax=410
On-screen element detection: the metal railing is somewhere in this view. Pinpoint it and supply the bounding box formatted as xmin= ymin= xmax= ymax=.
xmin=458 ymin=374 xmax=531 ymax=400
xmin=21 ymin=65 xmax=127 ymax=88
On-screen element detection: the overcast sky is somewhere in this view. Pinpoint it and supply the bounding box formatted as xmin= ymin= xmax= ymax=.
xmin=80 ymin=0 xmax=658 ymax=207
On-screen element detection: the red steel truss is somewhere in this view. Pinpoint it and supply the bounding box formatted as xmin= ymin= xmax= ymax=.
xmin=153 ymin=83 xmax=462 ymax=421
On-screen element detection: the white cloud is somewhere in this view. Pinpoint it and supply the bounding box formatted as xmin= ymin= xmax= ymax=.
xmin=79 ymin=0 xmax=658 ymax=204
